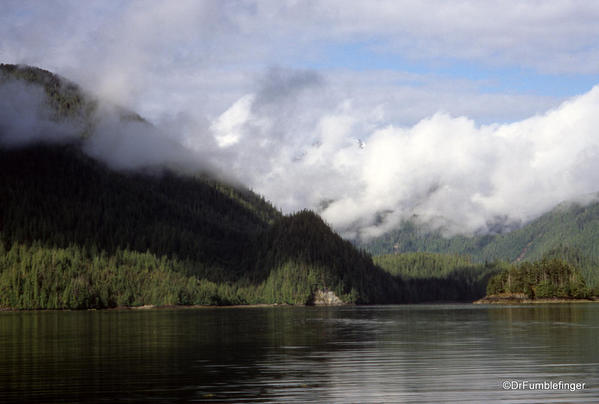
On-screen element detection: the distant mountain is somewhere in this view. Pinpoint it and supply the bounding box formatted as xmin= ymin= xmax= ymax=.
xmin=0 ymin=64 xmax=403 ymax=308
xmin=361 ymin=200 xmax=599 ymax=288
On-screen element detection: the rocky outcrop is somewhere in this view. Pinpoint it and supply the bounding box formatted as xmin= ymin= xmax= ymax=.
xmin=312 ymin=289 xmax=344 ymax=305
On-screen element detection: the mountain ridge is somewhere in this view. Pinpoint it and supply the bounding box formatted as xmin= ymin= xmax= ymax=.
xmin=361 ymin=198 xmax=599 ymax=287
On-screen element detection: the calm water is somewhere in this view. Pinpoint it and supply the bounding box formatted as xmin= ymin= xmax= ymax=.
xmin=1 ymin=304 xmax=598 ymax=403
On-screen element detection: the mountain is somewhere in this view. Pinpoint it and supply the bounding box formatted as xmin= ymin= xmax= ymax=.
xmin=361 ymin=200 xmax=599 ymax=289
xmin=0 ymin=144 xmax=402 ymax=307
xmin=0 ymin=64 xmax=404 ymax=308
xmin=5 ymin=64 xmax=570 ymax=308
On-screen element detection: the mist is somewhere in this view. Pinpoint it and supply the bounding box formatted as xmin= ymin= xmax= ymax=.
xmin=195 ymin=72 xmax=599 ymax=239
xmin=0 ymin=80 xmax=80 ymax=146
xmin=0 ymin=75 xmax=220 ymax=181
xmin=5 ymin=1 xmax=599 ymax=240
xmin=3 ymin=68 xmax=599 ymax=240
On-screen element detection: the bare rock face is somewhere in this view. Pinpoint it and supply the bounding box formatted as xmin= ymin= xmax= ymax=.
xmin=312 ymin=289 xmax=344 ymax=305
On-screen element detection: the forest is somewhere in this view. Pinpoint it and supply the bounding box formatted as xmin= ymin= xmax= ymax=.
xmin=373 ymin=253 xmax=504 ymax=302
xmin=486 ymin=258 xmax=591 ymax=299
xmin=361 ymin=204 xmax=599 ymax=290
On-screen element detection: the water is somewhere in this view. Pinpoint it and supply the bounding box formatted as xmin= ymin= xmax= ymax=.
xmin=1 ymin=304 xmax=598 ymax=403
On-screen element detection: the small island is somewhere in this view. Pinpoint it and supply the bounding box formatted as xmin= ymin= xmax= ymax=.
xmin=475 ymin=258 xmax=596 ymax=304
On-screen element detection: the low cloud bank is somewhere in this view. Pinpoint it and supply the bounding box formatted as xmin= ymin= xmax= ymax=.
xmin=0 ymin=80 xmax=79 ymax=145
xmin=200 ymin=71 xmax=599 ymax=239
xmin=0 ymin=77 xmax=212 ymax=177
xmin=3 ymin=70 xmax=599 ymax=240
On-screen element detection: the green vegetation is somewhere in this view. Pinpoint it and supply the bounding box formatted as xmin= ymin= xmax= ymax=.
xmin=375 ymin=252 xmax=474 ymax=278
xmin=0 ymin=145 xmax=279 ymax=274
xmin=362 ymin=202 xmax=599 ymax=289
xmin=486 ymin=258 xmax=592 ymax=299
xmin=253 ymin=211 xmax=402 ymax=304
xmin=374 ymin=253 xmax=503 ymax=302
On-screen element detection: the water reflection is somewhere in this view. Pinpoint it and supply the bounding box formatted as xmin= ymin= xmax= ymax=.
xmin=1 ymin=305 xmax=598 ymax=402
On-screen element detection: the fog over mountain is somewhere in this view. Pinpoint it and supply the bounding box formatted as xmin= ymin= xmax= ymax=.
xmin=4 ymin=1 xmax=599 ymax=239
xmin=201 ymin=77 xmax=599 ymax=239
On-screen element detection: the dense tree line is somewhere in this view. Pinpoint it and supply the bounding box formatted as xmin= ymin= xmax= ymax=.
xmin=252 ymin=211 xmax=403 ymax=304
xmin=0 ymin=143 xmax=516 ymax=308
xmin=374 ymin=252 xmax=474 ymax=278
xmin=2 ymin=143 xmax=505 ymax=307
xmin=0 ymin=145 xmax=279 ymax=278
xmin=486 ymin=258 xmax=591 ymax=299
xmin=0 ymin=239 xmax=354 ymax=308
xmin=374 ymin=253 xmax=504 ymax=302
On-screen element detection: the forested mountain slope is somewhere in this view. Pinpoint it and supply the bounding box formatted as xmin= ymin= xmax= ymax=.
xmin=0 ymin=143 xmax=407 ymax=307
xmin=373 ymin=252 xmax=504 ymax=302
xmin=361 ymin=200 xmax=599 ymax=287
xmin=0 ymin=144 xmax=280 ymax=276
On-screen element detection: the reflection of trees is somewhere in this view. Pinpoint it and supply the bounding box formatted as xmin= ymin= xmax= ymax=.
xmin=3 ymin=305 xmax=599 ymax=402
xmin=0 ymin=307 xmax=348 ymax=402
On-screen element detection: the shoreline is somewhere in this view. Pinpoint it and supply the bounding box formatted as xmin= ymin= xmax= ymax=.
xmin=474 ymin=294 xmax=599 ymax=305
xmin=4 ymin=298 xmax=599 ymax=311
xmin=0 ymin=303 xmax=297 ymax=312
xmin=0 ymin=302 xmax=353 ymax=312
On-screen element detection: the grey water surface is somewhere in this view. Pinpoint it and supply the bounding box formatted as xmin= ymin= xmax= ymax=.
xmin=1 ymin=304 xmax=598 ymax=403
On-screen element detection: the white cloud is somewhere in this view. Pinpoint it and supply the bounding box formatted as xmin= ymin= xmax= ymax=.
xmin=2 ymin=1 xmax=596 ymax=124
xmin=292 ymin=0 xmax=599 ymax=74
xmin=4 ymin=1 xmax=599 ymax=239
xmin=211 ymin=94 xmax=254 ymax=147
xmin=196 ymin=81 xmax=599 ymax=239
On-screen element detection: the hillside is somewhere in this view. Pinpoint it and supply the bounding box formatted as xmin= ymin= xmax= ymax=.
xmin=252 ymin=211 xmax=402 ymax=304
xmin=373 ymin=252 xmax=503 ymax=302
xmin=361 ymin=200 xmax=599 ymax=288
xmin=0 ymin=64 xmax=405 ymax=308
xmin=0 ymin=145 xmax=406 ymax=307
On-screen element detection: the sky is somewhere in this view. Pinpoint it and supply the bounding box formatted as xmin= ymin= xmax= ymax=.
xmin=3 ymin=0 xmax=599 ymax=239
